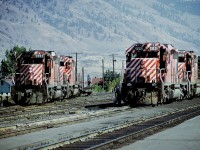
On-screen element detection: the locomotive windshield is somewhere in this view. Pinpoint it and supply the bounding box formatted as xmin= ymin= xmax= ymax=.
xmin=136 ymin=51 xmax=157 ymax=58
xmin=127 ymin=50 xmax=158 ymax=61
xmin=23 ymin=58 xmax=43 ymax=64
xmin=178 ymin=53 xmax=185 ymax=62
xmin=178 ymin=57 xmax=185 ymax=62
xmin=60 ymin=61 xmax=64 ymax=66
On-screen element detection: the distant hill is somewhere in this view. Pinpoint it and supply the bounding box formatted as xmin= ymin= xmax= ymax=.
xmin=0 ymin=0 xmax=200 ymax=76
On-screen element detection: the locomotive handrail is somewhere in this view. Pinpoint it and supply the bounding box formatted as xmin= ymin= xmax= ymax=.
xmin=186 ymin=71 xmax=191 ymax=96
xmin=186 ymin=71 xmax=191 ymax=82
xmin=44 ymin=73 xmax=49 ymax=97
xmin=159 ymin=68 xmax=165 ymax=83
xmin=159 ymin=68 xmax=165 ymax=101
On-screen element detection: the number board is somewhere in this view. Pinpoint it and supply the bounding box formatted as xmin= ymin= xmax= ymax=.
xmin=178 ymin=53 xmax=185 ymax=57
xmin=150 ymin=46 xmax=158 ymax=51
xmin=35 ymin=54 xmax=43 ymax=58
xmin=135 ymin=47 xmax=143 ymax=51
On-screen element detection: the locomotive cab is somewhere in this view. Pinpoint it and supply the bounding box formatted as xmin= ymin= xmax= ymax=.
xmin=13 ymin=50 xmax=48 ymax=105
xmin=122 ymin=43 xmax=164 ymax=106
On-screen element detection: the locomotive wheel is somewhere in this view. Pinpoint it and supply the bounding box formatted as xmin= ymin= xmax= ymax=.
xmin=122 ymin=91 xmax=137 ymax=106
xmin=122 ymin=92 xmax=131 ymax=105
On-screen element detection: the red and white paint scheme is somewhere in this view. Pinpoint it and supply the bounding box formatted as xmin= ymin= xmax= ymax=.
xmin=59 ymin=56 xmax=75 ymax=85
xmin=17 ymin=64 xmax=43 ymax=85
xmin=164 ymin=44 xmax=179 ymax=84
xmin=121 ymin=42 xmax=200 ymax=106
xmin=16 ymin=50 xmax=45 ymax=85
xmin=178 ymin=50 xmax=186 ymax=83
xmin=125 ymin=42 xmax=167 ymax=84
xmin=12 ymin=50 xmax=79 ymax=105
xmin=126 ymin=58 xmax=158 ymax=83
xmin=186 ymin=51 xmax=197 ymax=83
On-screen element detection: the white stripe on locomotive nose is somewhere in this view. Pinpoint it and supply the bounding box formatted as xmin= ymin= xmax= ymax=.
xmin=20 ymin=65 xmax=30 ymax=83
xmin=31 ymin=65 xmax=40 ymax=79
xmin=130 ymin=65 xmax=143 ymax=81
xmin=24 ymin=72 xmax=31 ymax=82
xmin=141 ymin=59 xmax=155 ymax=77
xmin=144 ymin=59 xmax=155 ymax=69
xmin=130 ymin=59 xmax=153 ymax=81
xmin=34 ymin=65 xmax=43 ymax=83
xmin=60 ymin=67 xmax=64 ymax=81
xmin=145 ymin=60 xmax=156 ymax=79
xmin=178 ymin=63 xmax=185 ymax=79
xmin=32 ymin=65 xmax=41 ymax=78
xmin=127 ymin=58 xmax=137 ymax=68
xmin=129 ymin=61 xmax=141 ymax=78
xmin=130 ymin=59 xmax=142 ymax=79
xmin=20 ymin=65 xmax=27 ymax=73
xmin=131 ymin=67 xmax=144 ymax=82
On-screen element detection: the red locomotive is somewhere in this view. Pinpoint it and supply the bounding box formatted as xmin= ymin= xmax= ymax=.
xmin=120 ymin=42 xmax=200 ymax=106
xmin=12 ymin=50 xmax=80 ymax=105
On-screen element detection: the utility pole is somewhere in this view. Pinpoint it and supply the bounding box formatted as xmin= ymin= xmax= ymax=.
xmin=111 ymin=54 xmax=117 ymax=79
xmin=102 ymin=59 xmax=104 ymax=90
xmin=82 ymin=67 xmax=84 ymax=88
xmin=121 ymin=59 xmax=125 ymax=80
xmin=71 ymin=52 xmax=82 ymax=83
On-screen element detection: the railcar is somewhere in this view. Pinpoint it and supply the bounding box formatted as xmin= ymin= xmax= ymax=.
xmin=59 ymin=55 xmax=80 ymax=98
xmin=11 ymin=50 xmax=79 ymax=105
xmin=120 ymin=42 xmax=200 ymax=106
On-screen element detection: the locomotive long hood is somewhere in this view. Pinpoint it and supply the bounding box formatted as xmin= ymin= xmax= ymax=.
xmin=126 ymin=58 xmax=159 ymax=83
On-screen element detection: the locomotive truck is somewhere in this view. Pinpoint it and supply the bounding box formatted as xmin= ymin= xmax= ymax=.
xmin=120 ymin=42 xmax=200 ymax=106
xmin=11 ymin=50 xmax=80 ymax=105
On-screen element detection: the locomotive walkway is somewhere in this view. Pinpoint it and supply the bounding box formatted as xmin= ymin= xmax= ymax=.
xmin=0 ymin=98 xmax=200 ymax=149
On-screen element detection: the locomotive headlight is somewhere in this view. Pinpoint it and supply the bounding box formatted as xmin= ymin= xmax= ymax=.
xmin=152 ymin=83 xmax=157 ymax=87
xmin=127 ymin=83 xmax=132 ymax=87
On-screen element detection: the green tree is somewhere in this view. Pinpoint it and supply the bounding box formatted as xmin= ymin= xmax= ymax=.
xmin=1 ymin=46 xmax=26 ymax=78
xmin=107 ymin=77 xmax=121 ymax=92
xmin=103 ymin=70 xmax=120 ymax=92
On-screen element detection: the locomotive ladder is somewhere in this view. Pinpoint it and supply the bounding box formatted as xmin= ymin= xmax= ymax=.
xmin=186 ymin=71 xmax=191 ymax=97
xmin=159 ymin=68 xmax=165 ymax=103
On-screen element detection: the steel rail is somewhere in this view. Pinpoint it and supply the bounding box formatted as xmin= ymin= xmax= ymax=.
xmin=55 ymin=105 xmax=200 ymax=150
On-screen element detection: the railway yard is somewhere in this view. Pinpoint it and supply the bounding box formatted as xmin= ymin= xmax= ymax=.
xmin=0 ymin=92 xmax=200 ymax=149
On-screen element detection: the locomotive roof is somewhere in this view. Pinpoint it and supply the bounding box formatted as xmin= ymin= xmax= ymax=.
xmin=60 ymin=55 xmax=72 ymax=58
xmin=125 ymin=42 xmax=182 ymax=55
xmin=30 ymin=50 xmax=46 ymax=52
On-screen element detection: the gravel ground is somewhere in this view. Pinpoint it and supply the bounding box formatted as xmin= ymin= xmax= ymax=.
xmin=0 ymin=92 xmax=117 ymax=137
xmin=0 ymin=98 xmax=200 ymax=149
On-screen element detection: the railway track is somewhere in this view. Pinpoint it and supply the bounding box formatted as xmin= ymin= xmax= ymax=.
xmin=54 ymin=105 xmax=200 ymax=150
xmin=4 ymin=98 xmax=199 ymax=150
xmin=0 ymin=93 xmax=113 ymax=119
xmin=0 ymin=105 xmax=132 ymax=139
xmin=0 ymin=93 xmax=125 ymax=139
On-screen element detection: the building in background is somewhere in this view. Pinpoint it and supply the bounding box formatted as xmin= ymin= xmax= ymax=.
xmin=0 ymin=79 xmax=14 ymax=96
xmin=92 ymin=77 xmax=103 ymax=86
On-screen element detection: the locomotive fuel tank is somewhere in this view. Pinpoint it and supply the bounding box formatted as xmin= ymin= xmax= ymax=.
xmin=195 ymin=84 xmax=200 ymax=96
xmin=168 ymin=85 xmax=184 ymax=100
